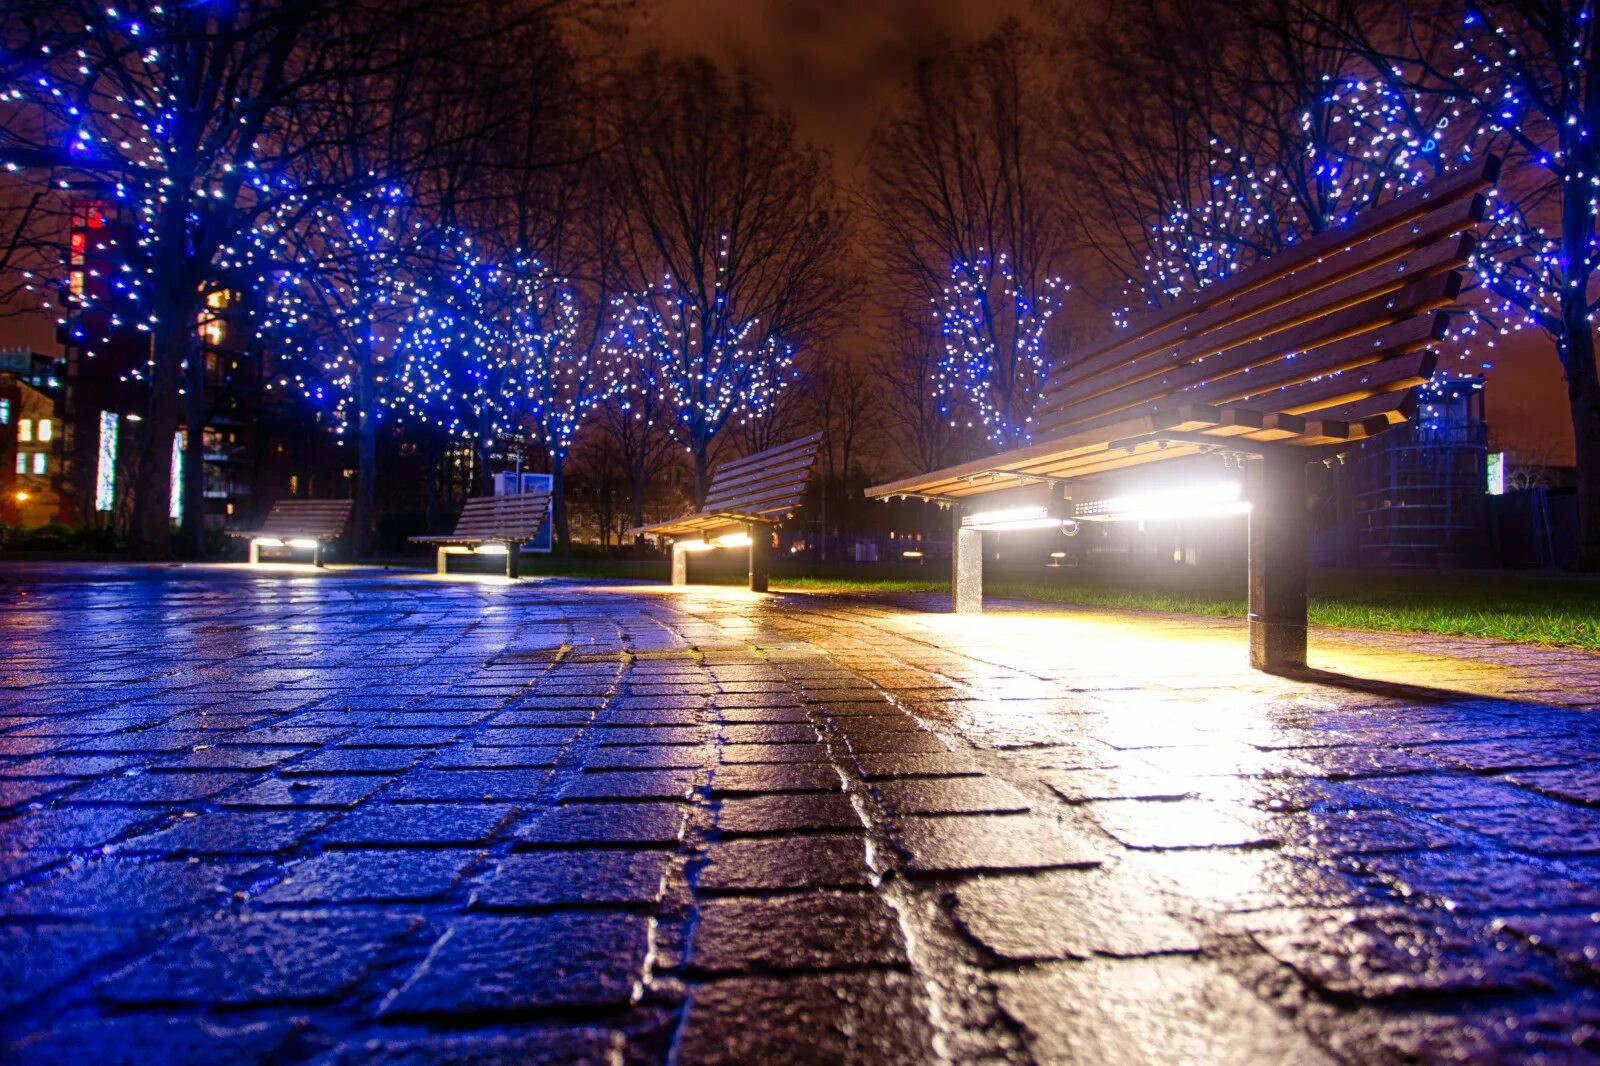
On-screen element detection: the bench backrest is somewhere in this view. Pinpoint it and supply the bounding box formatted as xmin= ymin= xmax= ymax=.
xmin=450 ymin=493 xmax=550 ymax=539
xmin=257 ymin=499 xmax=353 ymax=538
xmin=700 ymin=432 xmax=825 ymax=523
xmin=1031 ymin=157 xmax=1498 ymax=455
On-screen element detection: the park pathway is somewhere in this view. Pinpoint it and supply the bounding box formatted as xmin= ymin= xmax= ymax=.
xmin=1 ymin=563 xmax=1598 ymax=1063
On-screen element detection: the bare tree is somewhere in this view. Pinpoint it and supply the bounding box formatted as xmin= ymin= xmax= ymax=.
xmin=864 ymin=22 xmax=1068 ymax=448
xmin=611 ymin=56 xmax=849 ymax=504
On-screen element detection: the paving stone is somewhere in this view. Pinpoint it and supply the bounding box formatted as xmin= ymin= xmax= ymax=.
xmin=309 ymin=1030 xmax=616 ymax=1066
xmin=281 ymin=748 xmax=422 ymax=774
xmin=890 ymin=815 xmax=1102 ymax=875
xmin=839 ymin=730 xmax=949 ymax=754
xmin=66 ymin=771 xmax=246 ymax=804
xmin=852 ymin=753 xmax=984 ymax=779
xmin=120 ymin=810 xmax=333 ymax=855
xmin=675 ymin=972 xmax=935 ymax=1064
xmin=699 ymin=834 xmax=873 ymax=891
xmin=720 ymin=724 xmax=819 ymax=745
xmin=1090 ymin=800 xmax=1278 ymax=850
xmin=430 ymin=745 xmax=563 ymax=770
xmin=717 ymin=793 xmax=862 ymax=834
xmin=0 ymin=754 xmax=142 ymax=778
xmin=719 ymin=742 xmax=829 ymax=764
xmin=3 ymin=1016 xmax=297 ymax=1066
xmin=583 ymin=745 xmax=709 ymax=770
xmin=99 ymin=914 xmax=418 ymax=1004
xmin=1502 ymin=766 xmax=1600 ymax=806
xmin=1253 ymin=909 xmax=1552 ymax=998
xmin=1280 ymin=809 xmax=1467 ymax=855
xmin=559 ymin=770 xmax=700 ymax=801
xmin=472 ymin=849 xmax=669 ymax=909
xmin=997 ymin=959 xmax=1340 ymax=1065
xmin=0 ymin=851 xmax=59 ymax=884
xmin=383 ymin=913 xmax=649 ymax=1015
xmin=691 ymin=892 xmax=907 ymax=974
xmin=873 ymin=776 xmax=1030 ymax=815
xmin=0 ymin=806 xmax=162 ymax=850
xmin=1417 ymin=739 xmax=1587 ymax=773
xmin=221 ymin=775 xmax=389 ymax=809
xmin=159 ymin=746 xmax=306 ymax=770
xmin=1046 ymin=767 xmax=1196 ymax=803
xmin=1431 ymin=803 xmax=1600 ymax=855
xmin=714 ymin=705 xmax=810 ymax=722
xmin=475 ymin=726 xmax=584 ymax=745
xmin=0 ymin=859 xmax=250 ymax=917
xmin=1351 ymin=774 xmax=1528 ymax=810
xmin=0 ymin=923 xmax=142 ymax=1009
xmin=952 ymin=869 xmax=1202 ymax=961
xmin=320 ymin=803 xmax=511 ymax=847
xmin=710 ymin=765 xmax=843 ymax=795
xmin=598 ymin=726 xmax=713 ymax=745
xmin=515 ymin=802 xmax=689 ymax=847
xmin=1356 ymin=852 xmax=1600 ymax=913
xmin=388 ymin=769 xmax=549 ymax=802
xmin=1497 ymin=912 xmax=1600 ymax=974
xmin=338 ymin=728 xmax=462 ymax=748
xmin=255 ymin=849 xmax=476 ymax=903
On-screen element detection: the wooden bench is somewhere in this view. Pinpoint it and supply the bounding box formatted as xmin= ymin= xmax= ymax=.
xmin=867 ymin=158 xmax=1498 ymax=672
xmin=631 ymin=433 xmax=825 ymax=591
xmin=411 ymin=492 xmax=551 ymax=579
xmin=227 ymin=499 xmax=353 ymax=567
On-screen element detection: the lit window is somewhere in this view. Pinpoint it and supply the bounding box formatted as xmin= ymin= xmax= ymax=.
xmin=32 ymin=453 xmax=47 ymax=475
xmin=14 ymin=453 xmax=24 ymax=474
xmin=0 ymin=399 xmax=9 ymax=424
xmin=17 ymin=418 xmax=31 ymax=442
xmin=37 ymin=419 xmax=51 ymax=442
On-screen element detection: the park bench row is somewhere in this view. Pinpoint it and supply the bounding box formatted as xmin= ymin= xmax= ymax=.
xmin=867 ymin=157 xmax=1498 ymax=671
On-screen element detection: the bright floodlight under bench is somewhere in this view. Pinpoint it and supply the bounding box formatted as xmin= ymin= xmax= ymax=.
xmin=631 ymin=433 xmax=824 ymax=592
xmin=226 ymin=499 xmax=354 ymax=567
xmin=867 ymin=157 xmax=1498 ymax=673
xmin=411 ymin=492 xmax=551 ymax=579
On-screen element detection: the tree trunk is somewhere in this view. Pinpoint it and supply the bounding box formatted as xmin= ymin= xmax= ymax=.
xmin=692 ymin=443 xmax=710 ymax=509
xmin=423 ymin=439 xmax=440 ymax=532
xmin=551 ymin=455 xmax=570 ymax=554
xmin=124 ymin=310 xmax=186 ymax=560
xmin=1562 ymin=311 xmax=1600 ymax=571
xmin=355 ymin=359 xmax=378 ymax=557
xmin=178 ymin=337 xmax=207 ymax=558
xmin=630 ymin=467 xmax=648 ymax=556
xmin=1560 ymin=165 xmax=1600 ymax=572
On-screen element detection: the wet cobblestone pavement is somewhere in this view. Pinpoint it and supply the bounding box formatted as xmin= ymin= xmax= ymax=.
xmin=2 ymin=563 xmax=1600 ymax=1064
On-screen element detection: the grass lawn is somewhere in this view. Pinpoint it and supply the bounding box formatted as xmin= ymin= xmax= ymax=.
xmin=524 ymin=557 xmax=1600 ymax=651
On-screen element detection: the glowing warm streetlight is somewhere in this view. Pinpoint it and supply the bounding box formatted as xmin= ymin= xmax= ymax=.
xmin=1075 ymin=481 xmax=1250 ymax=523
xmin=962 ymin=505 xmax=1076 ymax=532
xmin=13 ymin=491 xmax=29 ymax=503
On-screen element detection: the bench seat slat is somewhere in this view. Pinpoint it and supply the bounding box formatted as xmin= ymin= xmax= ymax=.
xmin=630 ymin=434 xmax=823 ymax=537
xmin=410 ymin=493 xmax=550 ymax=546
xmin=1047 ymin=158 xmax=1496 ymax=387
xmin=227 ymin=499 xmax=353 ymax=540
xmin=1034 ymin=238 xmax=1472 ymax=433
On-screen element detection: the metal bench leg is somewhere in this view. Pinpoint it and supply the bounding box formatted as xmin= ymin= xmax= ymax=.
xmin=312 ymin=541 xmax=324 ymax=568
xmin=1248 ymin=448 xmax=1309 ymax=672
xmin=671 ymin=541 xmax=689 ymax=586
xmin=747 ymin=523 xmax=769 ymax=592
xmin=506 ymin=543 xmax=520 ymax=580
xmin=953 ymin=511 xmax=983 ymax=614
xmin=436 ymin=547 xmax=449 ymax=576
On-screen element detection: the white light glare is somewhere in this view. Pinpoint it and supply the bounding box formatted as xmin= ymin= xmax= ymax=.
xmin=1077 ymin=482 xmax=1251 ymax=523
xmin=287 ymin=538 xmax=318 ymax=549
xmin=678 ymin=532 xmax=753 ymax=552
xmin=473 ymin=544 xmax=509 ymax=555
xmin=963 ymin=506 xmax=1074 ymax=532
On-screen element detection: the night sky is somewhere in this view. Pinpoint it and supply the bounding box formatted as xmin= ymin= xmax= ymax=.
xmin=0 ymin=0 xmax=1577 ymax=465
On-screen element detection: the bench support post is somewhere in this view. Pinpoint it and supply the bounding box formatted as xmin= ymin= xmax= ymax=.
xmin=952 ymin=510 xmax=983 ymax=614
xmin=505 ymin=543 xmax=520 ymax=580
xmin=312 ymin=541 xmax=324 ymax=569
xmin=747 ymin=523 xmax=770 ymax=592
xmin=248 ymin=539 xmax=261 ymax=566
xmin=670 ymin=540 xmax=689 ymax=586
xmin=436 ymin=548 xmax=449 ymax=576
xmin=1248 ymin=448 xmax=1309 ymax=672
